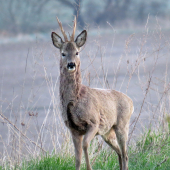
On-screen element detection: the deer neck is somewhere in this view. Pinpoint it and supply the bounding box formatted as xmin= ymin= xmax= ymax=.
xmin=60 ymin=63 xmax=82 ymax=104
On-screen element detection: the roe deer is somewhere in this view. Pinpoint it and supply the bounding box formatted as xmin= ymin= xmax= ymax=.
xmin=51 ymin=17 xmax=134 ymax=170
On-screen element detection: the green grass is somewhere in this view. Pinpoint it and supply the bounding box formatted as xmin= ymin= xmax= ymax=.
xmin=128 ymin=128 xmax=170 ymax=170
xmin=21 ymin=154 xmax=76 ymax=170
xmin=0 ymin=127 xmax=170 ymax=170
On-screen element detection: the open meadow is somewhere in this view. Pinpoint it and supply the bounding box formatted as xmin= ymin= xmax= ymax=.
xmin=0 ymin=22 xmax=170 ymax=169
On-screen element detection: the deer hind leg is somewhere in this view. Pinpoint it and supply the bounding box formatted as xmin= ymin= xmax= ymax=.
xmin=83 ymin=125 xmax=98 ymax=170
xmin=102 ymin=128 xmax=122 ymax=170
xmin=115 ymin=124 xmax=129 ymax=170
xmin=71 ymin=130 xmax=83 ymax=170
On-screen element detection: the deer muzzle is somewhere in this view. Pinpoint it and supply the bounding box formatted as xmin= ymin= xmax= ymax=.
xmin=67 ymin=62 xmax=76 ymax=72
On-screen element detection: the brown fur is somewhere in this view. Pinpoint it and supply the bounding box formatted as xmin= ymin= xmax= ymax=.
xmin=51 ymin=26 xmax=133 ymax=170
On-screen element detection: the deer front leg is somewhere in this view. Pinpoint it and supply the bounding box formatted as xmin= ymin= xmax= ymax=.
xmin=71 ymin=131 xmax=83 ymax=170
xmin=83 ymin=125 xmax=98 ymax=170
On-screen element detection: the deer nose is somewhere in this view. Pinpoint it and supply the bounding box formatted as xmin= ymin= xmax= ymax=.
xmin=67 ymin=62 xmax=76 ymax=71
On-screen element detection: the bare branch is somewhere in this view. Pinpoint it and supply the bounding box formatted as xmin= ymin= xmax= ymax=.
xmin=0 ymin=112 xmax=46 ymax=153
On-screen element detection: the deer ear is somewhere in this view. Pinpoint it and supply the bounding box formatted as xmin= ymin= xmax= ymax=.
xmin=51 ymin=32 xmax=63 ymax=48
xmin=75 ymin=30 xmax=87 ymax=47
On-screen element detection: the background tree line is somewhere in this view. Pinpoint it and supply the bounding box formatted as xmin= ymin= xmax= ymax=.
xmin=0 ymin=0 xmax=169 ymax=34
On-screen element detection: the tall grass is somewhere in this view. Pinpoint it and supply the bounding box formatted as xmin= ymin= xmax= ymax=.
xmin=2 ymin=122 xmax=169 ymax=169
xmin=0 ymin=19 xmax=170 ymax=169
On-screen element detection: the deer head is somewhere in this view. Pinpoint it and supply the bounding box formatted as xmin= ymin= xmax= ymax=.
xmin=51 ymin=17 xmax=87 ymax=73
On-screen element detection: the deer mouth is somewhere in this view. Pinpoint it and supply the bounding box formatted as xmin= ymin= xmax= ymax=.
xmin=67 ymin=62 xmax=76 ymax=72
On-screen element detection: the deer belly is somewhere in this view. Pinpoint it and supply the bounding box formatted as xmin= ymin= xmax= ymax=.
xmin=98 ymin=109 xmax=117 ymax=135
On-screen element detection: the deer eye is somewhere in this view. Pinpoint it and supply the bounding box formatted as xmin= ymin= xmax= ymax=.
xmin=76 ymin=52 xmax=79 ymax=55
xmin=62 ymin=53 xmax=66 ymax=57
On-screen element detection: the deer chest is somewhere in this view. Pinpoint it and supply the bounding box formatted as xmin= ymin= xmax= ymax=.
xmin=64 ymin=102 xmax=87 ymax=134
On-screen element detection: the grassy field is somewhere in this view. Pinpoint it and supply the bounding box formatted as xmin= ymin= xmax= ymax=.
xmin=1 ymin=123 xmax=169 ymax=170
xmin=0 ymin=20 xmax=170 ymax=169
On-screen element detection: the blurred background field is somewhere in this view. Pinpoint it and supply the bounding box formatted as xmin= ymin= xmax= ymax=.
xmin=0 ymin=0 xmax=170 ymax=169
xmin=1 ymin=0 xmax=170 ymax=35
